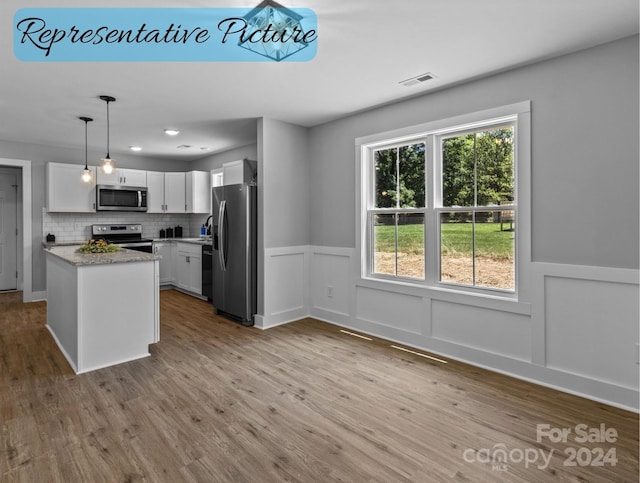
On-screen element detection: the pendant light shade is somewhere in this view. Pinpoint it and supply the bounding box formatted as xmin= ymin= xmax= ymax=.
xmin=99 ymin=95 xmax=116 ymax=174
xmin=79 ymin=116 xmax=93 ymax=183
xmin=102 ymin=157 xmax=114 ymax=175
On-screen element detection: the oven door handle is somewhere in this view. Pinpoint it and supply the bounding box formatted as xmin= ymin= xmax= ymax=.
xmin=138 ymin=191 xmax=142 ymax=208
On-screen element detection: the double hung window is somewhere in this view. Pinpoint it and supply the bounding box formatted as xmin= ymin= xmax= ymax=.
xmin=361 ymin=107 xmax=525 ymax=295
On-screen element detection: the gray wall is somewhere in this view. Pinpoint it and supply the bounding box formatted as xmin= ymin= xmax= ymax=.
xmin=308 ymin=35 xmax=639 ymax=269
xmin=260 ymin=118 xmax=310 ymax=248
xmin=188 ymin=143 xmax=258 ymax=172
xmin=256 ymin=117 xmax=310 ymax=319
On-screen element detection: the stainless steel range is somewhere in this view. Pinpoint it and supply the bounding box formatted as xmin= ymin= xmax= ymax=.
xmin=91 ymin=224 xmax=153 ymax=253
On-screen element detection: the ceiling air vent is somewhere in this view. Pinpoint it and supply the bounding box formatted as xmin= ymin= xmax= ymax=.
xmin=399 ymin=72 xmax=436 ymax=87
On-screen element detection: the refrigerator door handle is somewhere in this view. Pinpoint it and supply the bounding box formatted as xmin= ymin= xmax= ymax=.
xmin=218 ymin=199 xmax=227 ymax=271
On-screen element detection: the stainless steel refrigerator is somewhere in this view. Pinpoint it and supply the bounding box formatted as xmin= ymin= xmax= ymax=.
xmin=211 ymin=183 xmax=257 ymax=326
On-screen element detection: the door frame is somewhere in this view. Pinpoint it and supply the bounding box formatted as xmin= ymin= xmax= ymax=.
xmin=0 ymin=168 xmax=21 ymax=291
xmin=0 ymin=158 xmax=32 ymax=302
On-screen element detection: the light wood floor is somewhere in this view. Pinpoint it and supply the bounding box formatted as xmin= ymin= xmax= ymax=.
xmin=1 ymin=290 xmax=637 ymax=482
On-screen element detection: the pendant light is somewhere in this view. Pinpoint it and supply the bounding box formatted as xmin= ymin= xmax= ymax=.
xmin=79 ymin=116 xmax=93 ymax=183
xmin=99 ymin=95 xmax=116 ymax=175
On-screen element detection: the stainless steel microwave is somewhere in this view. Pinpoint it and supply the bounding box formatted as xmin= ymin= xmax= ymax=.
xmin=96 ymin=185 xmax=148 ymax=212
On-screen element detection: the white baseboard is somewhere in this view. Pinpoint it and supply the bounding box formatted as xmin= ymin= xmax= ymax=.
xmin=27 ymin=290 xmax=47 ymax=302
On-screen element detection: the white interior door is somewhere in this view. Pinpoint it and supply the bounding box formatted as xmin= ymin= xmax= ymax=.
xmin=0 ymin=173 xmax=18 ymax=291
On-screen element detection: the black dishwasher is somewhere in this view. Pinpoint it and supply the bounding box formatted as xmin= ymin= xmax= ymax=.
xmin=202 ymin=244 xmax=213 ymax=302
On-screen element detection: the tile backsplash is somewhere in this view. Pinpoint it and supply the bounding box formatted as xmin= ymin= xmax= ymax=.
xmin=43 ymin=209 xmax=210 ymax=242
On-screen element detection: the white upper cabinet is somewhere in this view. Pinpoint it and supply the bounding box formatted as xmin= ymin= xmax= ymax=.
xmin=146 ymin=171 xmax=185 ymax=213
xmin=222 ymin=160 xmax=245 ymax=185
xmin=186 ymin=171 xmax=211 ymax=214
xmin=164 ymin=172 xmax=186 ymax=213
xmin=97 ymin=168 xmax=147 ymax=187
xmin=222 ymin=159 xmax=256 ymax=186
xmin=46 ymin=163 xmax=97 ymax=212
xmin=146 ymin=171 xmax=166 ymax=213
xmin=48 ymin=165 xmax=211 ymax=215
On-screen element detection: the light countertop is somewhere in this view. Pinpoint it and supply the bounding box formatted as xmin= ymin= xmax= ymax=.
xmin=45 ymin=245 xmax=159 ymax=266
xmin=43 ymin=237 xmax=213 ymax=249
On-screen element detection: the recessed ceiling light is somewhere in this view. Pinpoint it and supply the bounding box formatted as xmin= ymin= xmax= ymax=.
xmin=200 ymin=147 xmax=211 ymax=151
xmin=129 ymin=146 xmax=142 ymax=152
xmin=164 ymin=129 xmax=180 ymax=136
xmin=176 ymin=144 xmax=192 ymax=149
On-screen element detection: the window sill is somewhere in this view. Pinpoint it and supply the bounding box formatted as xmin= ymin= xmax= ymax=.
xmin=357 ymin=275 xmax=531 ymax=316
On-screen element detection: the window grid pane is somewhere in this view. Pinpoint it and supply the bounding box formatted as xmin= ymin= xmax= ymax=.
xmin=397 ymin=213 xmax=425 ymax=280
xmin=439 ymin=210 xmax=515 ymax=291
xmin=399 ymin=143 xmax=426 ymax=209
xmin=374 ymin=148 xmax=397 ymax=209
xmin=373 ymin=213 xmax=397 ymax=276
xmin=475 ymin=210 xmax=514 ymax=290
xmin=440 ymin=212 xmax=474 ymax=285
xmin=375 ymin=142 xmax=426 ymax=210
xmin=442 ymin=127 xmax=514 ymax=208
xmin=371 ymin=212 xmax=426 ymax=280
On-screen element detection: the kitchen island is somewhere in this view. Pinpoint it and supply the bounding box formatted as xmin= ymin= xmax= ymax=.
xmin=45 ymin=245 xmax=160 ymax=374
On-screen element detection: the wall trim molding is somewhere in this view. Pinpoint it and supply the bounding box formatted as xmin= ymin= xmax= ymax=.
xmin=260 ymin=244 xmax=639 ymax=411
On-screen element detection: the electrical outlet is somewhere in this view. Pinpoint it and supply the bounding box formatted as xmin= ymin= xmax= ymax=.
xmin=327 ymin=285 xmax=334 ymax=298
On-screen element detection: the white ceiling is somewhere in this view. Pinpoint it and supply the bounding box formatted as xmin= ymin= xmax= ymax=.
xmin=1 ymin=0 xmax=638 ymax=161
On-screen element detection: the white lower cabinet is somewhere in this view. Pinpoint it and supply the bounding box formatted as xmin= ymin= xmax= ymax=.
xmin=154 ymin=241 xmax=204 ymax=296
xmin=174 ymin=242 xmax=202 ymax=295
xmin=153 ymin=242 xmax=173 ymax=285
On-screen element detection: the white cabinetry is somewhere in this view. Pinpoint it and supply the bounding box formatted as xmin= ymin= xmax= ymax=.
xmin=146 ymin=171 xmax=186 ymax=213
xmin=97 ymin=168 xmax=147 ymax=187
xmin=46 ymin=250 xmax=159 ymax=373
xmin=186 ymin=171 xmax=211 ymax=214
xmin=165 ymin=172 xmax=186 ymax=213
xmin=153 ymin=242 xmax=173 ymax=285
xmin=223 ymin=159 xmax=256 ymax=185
xmin=174 ymin=242 xmax=202 ymax=295
xmin=46 ymin=162 xmax=97 ymax=212
xmin=146 ymin=171 xmax=165 ymax=213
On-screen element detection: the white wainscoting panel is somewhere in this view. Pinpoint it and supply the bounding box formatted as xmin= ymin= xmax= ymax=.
xmin=310 ymin=247 xmax=352 ymax=322
xmin=261 ymin=246 xmax=309 ymax=328
xmin=544 ymin=275 xmax=639 ymax=389
xmin=431 ymin=300 xmax=531 ymax=361
xmin=356 ymin=286 xmax=423 ymax=335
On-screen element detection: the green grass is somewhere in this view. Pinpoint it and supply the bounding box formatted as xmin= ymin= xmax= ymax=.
xmin=374 ymin=222 xmax=514 ymax=259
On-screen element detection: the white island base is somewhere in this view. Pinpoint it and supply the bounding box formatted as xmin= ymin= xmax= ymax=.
xmin=46 ymin=247 xmax=160 ymax=374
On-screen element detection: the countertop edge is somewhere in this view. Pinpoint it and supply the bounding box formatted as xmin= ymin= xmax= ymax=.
xmin=43 ymin=238 xmax=212 ymax=249
xmin=45 ymin=245 xmax=160 ymax=266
